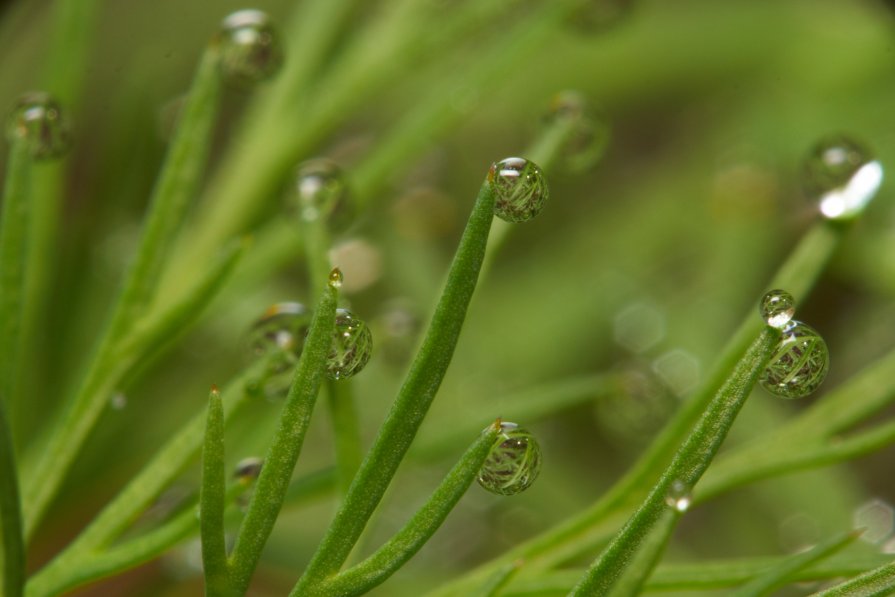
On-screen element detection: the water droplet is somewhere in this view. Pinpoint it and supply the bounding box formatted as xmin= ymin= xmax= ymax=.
xmin=329 ymin=267 xmax=343 ymax=289
xmin=488 ymin=157 xmax=549 ymax=223
xmin=652 ymin=349 xmax=701 ymax=398
xmin=759 ymin=289 xmax=796 ymax=329
xmin=854 ymin=499 xmax=894 ymax=544
xmin=233 ymin=457 xmax=263 ymax=483
xmin=802 ymin=135 xmax=883 ymax=220
xmin=6 ymin=92 xmax=71 ymax=159
xmin=294 ymin=159 xmax=354 ymax=232
xmin=326 ymin=308 xmax=373 ymax=380
xmin=248 ymin=302 xmax=312 ymax=399
xmin=328 ymin=238 xmax=383 ymax=293
xmin=664 ymin=480 xmax=692 ymax=513
xmin=477 ymin=421 xmax=541 ymax=496
xmin=760 ymin=320 xmax=829 ymax=399
xmin=216 ymin=10 xmax=283 ymax=87
xmin=109 ymin=392 xmax=128 ymax=410
xmin=542 ymin=91 xmax=610 ymax=173
xmin=613 ymin=300 xmax=666 ymax=353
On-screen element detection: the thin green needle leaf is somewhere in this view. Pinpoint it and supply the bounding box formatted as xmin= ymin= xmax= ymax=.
xmin=307 ymin=423 xmax=502 ymax=597
xmin=810 ymin=558 xmax=895 ymax=597
xmin=227 ymin=275 xmax=339 ymax=594
xmin=21 ymin=46 xmax=224 ymax=539
xmin=470 ymin=560 xmax=524 ymax=597
xmin=200 ymin=386 xmax=231 ymax=597
xmin=294 ymin=174 xmax=496 ymax=591
xmin=731 ymin=529 xmax=861 ymax=597
xmin=571 ymin=327 xmax=780 ymax=596
xmin=0 ymin=401 xmax=23 ymax=597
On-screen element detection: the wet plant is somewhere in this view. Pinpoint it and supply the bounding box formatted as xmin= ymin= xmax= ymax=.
xmin=2 ymin=1 xmax=895 ymax=596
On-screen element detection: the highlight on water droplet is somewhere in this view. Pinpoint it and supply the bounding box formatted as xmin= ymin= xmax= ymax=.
xmin=294 ymin=158 xmax=354 ymax=232
xmin=234 ymin=457 xmax=263 ymax=483
xmin=247 ymin=302 xmax=312 ymax=399
xmin=328 ymin=267 xmax=343 ymax=289
xmin=665 ymin=479 xmax=692 ymax=513
xmin=477 ymin=421 xmax=542 ymax=496
xmin=326 ymin=308 xmax=373 ymax=380
xmin=488 ymin=157 xmax=549 ymax=223
xmin=760 ymin=320 xmax=829 ymax=399
xmin=543 ymin=90 xmax=610 ymax=173
xmin=216 ymin=9 xmax=283 ymax=86
xmin=802 ymin=135 xmax=883 ymax=221
xmin=6 ymin=91 xmax=71 ymax=159
xmin=759 ymin=289 xmax=796 ymax=329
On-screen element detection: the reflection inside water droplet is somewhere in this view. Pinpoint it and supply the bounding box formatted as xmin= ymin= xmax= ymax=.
xmin=665 ymin=480 xmax=692 ymax=513
xmin=802 ymin=135 xmax=883 ymax=220
xmin=759 ymin=289 xmax=796 ymax=329
xmin=477 ymin=422 xmax=541 ymax=496
xmin=760 ymin=320 xmax=829 ymax=399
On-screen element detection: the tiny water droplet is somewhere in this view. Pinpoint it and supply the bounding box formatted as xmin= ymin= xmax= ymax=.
xmin=488 ymin=157 xmax=549 ymax=223
xmin=542 ymin=91 xmax=610 ymax=173
xmin=759 ymin=289 xmax=796 ymax=329
xmin=233 ymin=457 xmax=263 ymax=483
xmin=326 ymin=308 xmax=373 ymax=380
xmin=294 ymin=159 xmax=354 ymax=232
xmin=6 ymin=92 xmax=71 ymax=159
xmin=216 ymin=10 xmax=283 ymax=86
xmin=477 ymin=422 xmax=541 ymax=496
xmin=760 ymin=320 xmax=829 ymax=399
xmin=665 ymin=480 xmax=692 ymax=512
xmin=247 ymin=302 xmax=311 ymax=400
xmin=329 ymin=267 xmax=343 ymax=289
xmin=802 ymin=135 xmax=883 ymax=220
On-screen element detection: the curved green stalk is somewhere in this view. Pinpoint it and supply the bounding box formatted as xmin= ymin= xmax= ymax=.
xmin=606 ymin=509 xmax=677 ymax=597
xmin=0 ymin=401 xmax=23 ymax=597
xmin=21 ymin=46 xmax=224 ymax=539
xmin=570 ymin=327 xmax=780 ymax=595
xmin=306 ymin=423 xmax=501 ymax=596
xmin=200 ymin=386 xmax=231 ymax=596
xmin=811 ymin=559 xmax=895 ymax=597
xmin=470 ymin=561 xmax=523 ymax=597
xmin=294 ymin=175 xmax=496 ymax=591
xmin=227 ymin=275 xmax=339 ymax=594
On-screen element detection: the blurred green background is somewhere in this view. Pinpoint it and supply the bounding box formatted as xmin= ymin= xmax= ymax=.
xmin=3 ymin=0 xmax=895 ymax=594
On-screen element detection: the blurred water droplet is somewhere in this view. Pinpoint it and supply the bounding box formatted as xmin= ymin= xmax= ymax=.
xmin=542 ymin=90 xmax=610 ymax=173
xmin=376 ymin=299 xmax=422 ymax=366
xmin=760 ymin=321 xmax=829 ymax=399
xmin=665 ymin=480 xmax=692 ymax=512
xmin=613 ymin=301 xmax=666 ymax=353
xmin=328 ymin=238 xmax=382 ymax=293
xmin=595 ymin=367 xmax=675 ymax=445
xmin=853 ymin=499 xmax=894 ymax=544
xmin=477 ymin=421 xmax=541 ymax=496
xmin=779 ymin=513 xmax=820 ymax=553
xmin=234 ymin=457 xmax=263 ymax=483
xmin=216 ymin=9 xmax=283 ymax=86
xmin=488 ymin=157 xmax=549 ymax=223
xmin=882 ymin=535 xmax=895 ymax=554
xmin=802 ymin=135 xmax=883 ymax=220
xmin=327 ymin=308 xmax=373 ymax=380
xmin=652 ymin=349 xmax=701 ymax=397
xmin=6 ymin=91 xmax=71 ymax=159
xmin=759 ymin=289 xmax=796 ymax=329
xmin=295 ymin=159 xmax=355 ymax=233
xmin=109 ymin=393 xmax=127 ymax=410
xmin=247 ymin=302 xmax=311 ymax=399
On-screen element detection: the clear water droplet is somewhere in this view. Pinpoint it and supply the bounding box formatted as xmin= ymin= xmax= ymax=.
xmin=294 ymin=159 xmax=355 ymax=233
xmin=326 ymin=308 xmax=373 ymax=380
xmin=488 ymin=157 xmax=549 ymax=223
xmin=6 ymin=92 xmax=71 ymax=159
xmin=329 ymin=267 xmax=343 ymax=289
xmin=665 ymin=479 xmax=692 ymax=512
xmin=802 ymin=135 xmax=883 ymax=220
xmin=216 ymin=10 xmax=283 ymax=86
xmin=760 ymin=320 xmax=829 ymax=399
xmin=760 ymin=289 xmax=796 ymax=329
xmin=233 ymin=457 xmax=263 ymax=483
xmin=543 ymin=91 xmax=610 ymax=173
xmin=477 ymin=421 xmax=542 ymax=496
xmin=247 ymin=302 xmax=311 ymax=399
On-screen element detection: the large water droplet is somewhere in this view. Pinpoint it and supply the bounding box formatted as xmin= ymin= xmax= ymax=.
xmin=295 ymin=159 xmax=354 ymax=232
xmin=6 ymin=92 xmax=71 ymax=159
xmin=488 ymin=157 xmax=549 ymax=223
xmin=543 ymin=91 xmax=610 ymax=173
xmin=759 ymin=289 xmax=796 ymax=329
xmin=327 ymin=308 xmax=373 ymax=380
xmin=802 ymin=135 xmax=883 ymax=220
xmin=760 ymin=320 xmax=829 ymax=399
xmin=665 ymin=479 xmax=692 ymax=513
xmin=477 ymin=421 xmax=542 ymax=496
xmin=248 ymin=302 xmax=312 ymax=399
xmin=217 ymin=10 xmax=283 ymax=86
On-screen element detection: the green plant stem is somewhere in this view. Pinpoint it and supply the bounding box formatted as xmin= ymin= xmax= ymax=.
xmin=200 ymin=386 xmax=231 ymax=596
xmin=20 ymin=47 xmax=223 ymax=539
xmin=606 ymin=509 xmax=678 ymax=597
xmin=0 ymin=401 xmax=23 ymax=597
xmin=731 ymin=530 xmax=860 ymax=597
xmin=471 ymin=561 xmax=523 ymax=597
xmin=570 ymin=327 xmax=780 ymax=596
xmin=306 ymin=423 xmax=501 ymax=596
xmin=227 ymin=278 xmax=338 ymax=594
xmin=294 ymin=175 xmax=496 ymax=591
xmin=811 ymin=559 xmax=895 ymax=597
